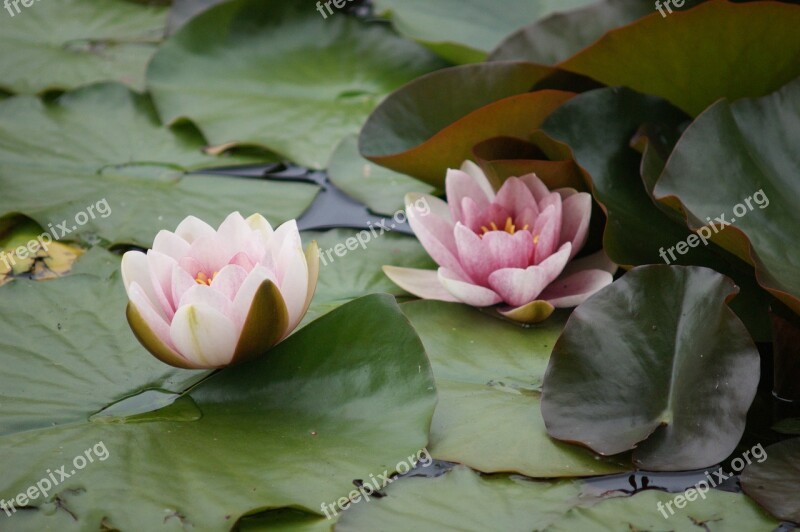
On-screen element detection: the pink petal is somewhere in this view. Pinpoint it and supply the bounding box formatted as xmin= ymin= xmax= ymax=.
xmin=178 ymin=284 xmax=234 ymax=324
xmin=454 ymin=223 xmax=494 ymax=285
xmin=210 ymin=264 xmax=249 ymax=301
xmin=129 ymin=281 xmax=177 ymax=351
xmin=446 ymin=168 xmax=492 ymax=224
xmin=174 ymin=216 xmax=215 ymax=244
xmin=121 ymin=252 xmax=165 ymax=319
xmin=461 ymin=197 xmax=486 ymax=233
xmin=461 ymin=160 xmax=496 ymax=201
xmin=170 ymin=304 xmax=239 ymax=368
xmin=519 ymin=173 xmax=551 ymax=203
xmin=561 ymin=249 xmax=618 ymax=277
xmin=406 ymin=193 xmax=471 ymax=281
xmin=171 ymin=266 xmax=196 ymax=310
xmin=438 ymin=267 xmax=503 ymax=307
xmin=146 ymin=250 xmax=178 ymax=319
xmin=531 ymin=203 xmax=561 ymax=264
xmin=539 ymin=269 xmax=614 ymax=308
xmin=560 ymin=192 xmax=592 ymax=258
xmin=487 ymin=243 xmax=571 ymax=306
xmin=152 ymin=230 xmax=190 ymax=260
xmin=483 ymin=230 xmax=534 ymax=270
xmin=275 ymin=239 xmax=309 ymax=331
xmin=494 ymin=177 xmax=537 ymax=218
xmin=383 ymin=266 xmax=459 ymax=302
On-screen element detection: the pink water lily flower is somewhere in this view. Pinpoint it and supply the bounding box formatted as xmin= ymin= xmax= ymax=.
xmin=122 ymin=212 xmax=319 ymax=369
xmin=384 ymin=161 xmax=615 ymax=323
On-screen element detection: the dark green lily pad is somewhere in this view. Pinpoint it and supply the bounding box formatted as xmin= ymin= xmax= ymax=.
xmin=542 ymin=265 xmax=760 ymax=470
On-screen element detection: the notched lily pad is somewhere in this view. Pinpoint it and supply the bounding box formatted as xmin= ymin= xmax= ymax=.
xmin=542 ymin=265 xmax=760 ymax=471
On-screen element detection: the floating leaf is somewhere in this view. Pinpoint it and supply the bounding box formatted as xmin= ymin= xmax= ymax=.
xmin=147 ymin=0 xmax=446 ymax=169
xmin=337 ymin=465 xmax=778 ymax=531
xmin=0 ymin=0 xmax=167 ymax=94
xmin=0 ymin=294 xmax=437 ymax=530
xmin=326 ymin=135 xmax=434 ymax=216
xmin=655 ymin=77 xmax=800 ymax=316
xmin=540 ymin=86 xmax=772 ymax=340
xmin=557 ymin=0 xmax=800 ymax=115
xmin=372 ymin=0 xmax=597 ymax=63
xmin=489 ymin=0 xmax=656 ymax=64
xmin=402 ymin=300 xmax=628 ymax=477
xmin=359 ymin=61 xmax=555 ymax=185
xmin=740 ymin=438 xmax=800 ymax=524
xmin=542 ymin=265 xmax=760 ymax=470
xmin=0 ymin=83 xmax=319 ymax=247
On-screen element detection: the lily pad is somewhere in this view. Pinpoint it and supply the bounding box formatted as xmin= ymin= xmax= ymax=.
xmin=0 ymin=83 xmax=319 ymax=247
xmin=336 ymin=465 xmax=779 ymax=531
xmin=326 ymin=135 xmax=435 ymax=216
xmin=489 ymin=0 xmax=656 ymax=64
xmin=540 ymin=86 xmax=772 ymax=340
xmin=359 ymin=61 xmax=555 ymax=185
xmin=655 ymin=77 xmax=800 ymax=316
xmin=402 ymin=300 xmax=628 ymax=477
xmin=0 ymin=294 xmax=437 ymax=530
xmin=542 ymin=265 xmax=760 ymax=470
xmin=372 ymin=0 xmax=597 ymax=63
xmin=741 ymin=438 xmax=800 ymax=524
xmin=0 ymin=0 xmax=167 ymax=94
xmin=557 ymin=0 xmax=800 ymax=116
xmin=147 ymin=0 xmax=446 ymax=169
xmin=0 ymin=274 xmax=206 ymax=437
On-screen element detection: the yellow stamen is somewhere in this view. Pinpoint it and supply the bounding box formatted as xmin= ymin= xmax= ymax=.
xmin=504 ymin=217 xmax=515 ymax=234
xmin=533 ymin=235 xmax=540 ymax=245
xmin=195 ymin=271 xmax=218 ymax=286
xmin=480 ymin=217 xmax=529 ymax=237
xmin=489 ymin=222 xmax=499 ymax=231
xmin=480 ymin=225 xmax=490 ymax=234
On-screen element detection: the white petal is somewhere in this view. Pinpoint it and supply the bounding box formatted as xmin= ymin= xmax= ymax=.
xmin=170 ymin=304 xmax=239 ymax=368
xmin=174 ymin=215 xmax=215 ymax=244
xmin=121 ymin=251 xmax=166 ymax=321
xmin=152 ymin=230 xmax=190 ymax=260
xmin=383 ymin=266 xmax=459 ymax=302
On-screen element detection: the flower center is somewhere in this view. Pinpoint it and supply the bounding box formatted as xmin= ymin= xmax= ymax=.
xmin=195 ymin=271 xmax=218 ymax=286
xmin=480 ymin=217 xmax=531 ymax=237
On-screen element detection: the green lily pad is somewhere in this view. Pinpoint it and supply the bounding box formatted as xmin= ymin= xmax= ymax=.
xmin=303 ymin=230 xmax=435 ymax=324
xmin=489 ymin=0 xmax=656 ymax=64
xmin=0 ymin=294 xmax=437 ymax=530
xmin=147 ymin=0 xmax=446 ymax=169
xmin=372 ymin=0 xmax=597 ymax=64
xmin=540 ymin=86 xmax=772 ymax=340
xmin=0 ymin=83 xmax=319 ymax=247
xmin=326 ymin=135 xmax=434 ymax=216
xmin=558 ymin=1 xmax=800 ymax=116
xmin=402 ymin=300 xmax=628 ymax=477
xmin=655 ymin=77 xmax=800 ymax=316
xmin=359 ymin=61 xmax=555 ymax=185
xmin=336 ymin=465 xmax=778 ymax=531
xmin=0 ymin=274 xmax=206 ymax=437
xmin=741 ymin=438 xmax=800 ymax=524
xmin=0 ymin=0 xmax=167 ymax=94
xmin=542 ymin=265 xmax=760 ymax=471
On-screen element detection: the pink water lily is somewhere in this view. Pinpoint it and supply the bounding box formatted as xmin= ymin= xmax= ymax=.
xmin=121 ymin=212 xmax=318 ymax=369
xmin=384 ymin=161 xmax=615 ymax=323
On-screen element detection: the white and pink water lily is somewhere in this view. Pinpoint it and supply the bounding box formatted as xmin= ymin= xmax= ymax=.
xmin=121 ymin=212 xmax=318 ymax=369
xmin=384 ymin=161 xmax=616 ymax=323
